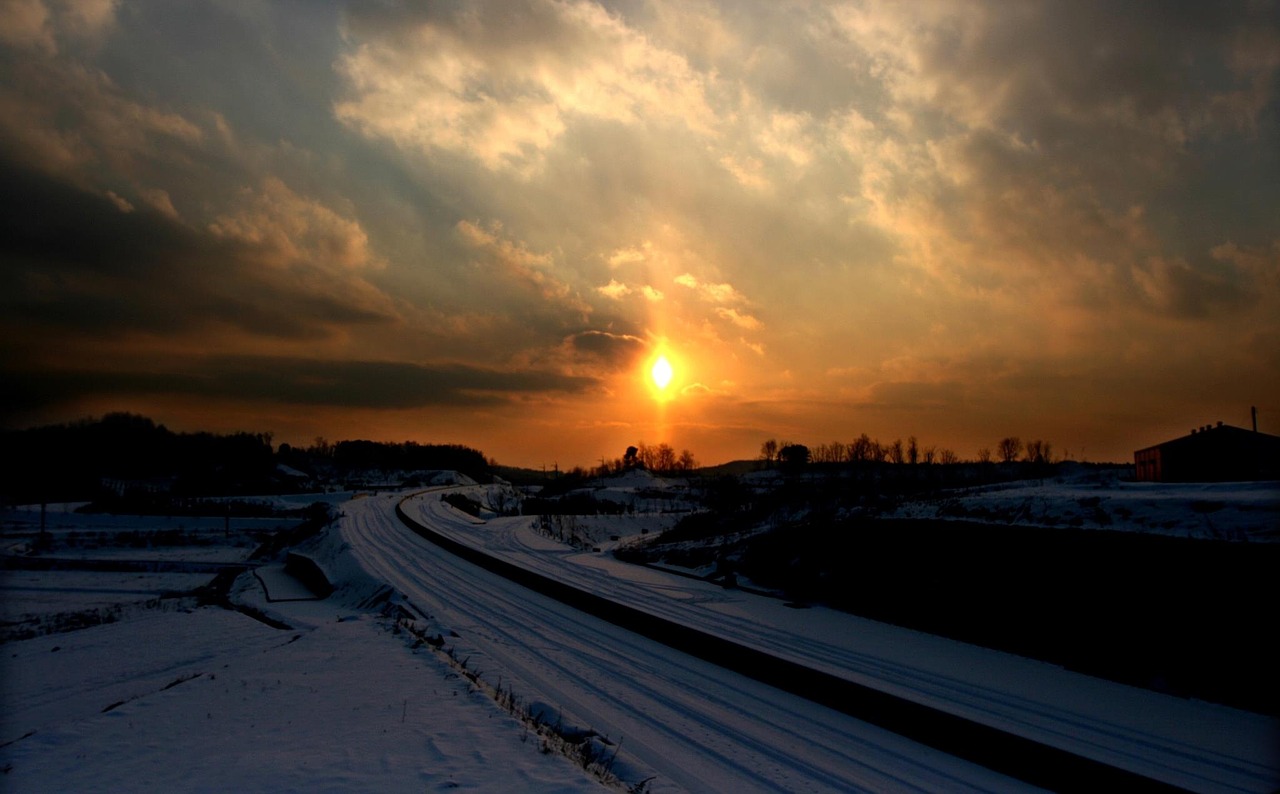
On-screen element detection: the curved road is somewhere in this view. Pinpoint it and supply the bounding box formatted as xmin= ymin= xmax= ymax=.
xmin=339 ymin=493 xmax=1032 ymax=792
xmin=337 ymin=489 xmax=1279 ymax=793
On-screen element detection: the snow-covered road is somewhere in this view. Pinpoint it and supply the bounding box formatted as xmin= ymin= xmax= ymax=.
xmin=339 ymin=493 xmax=1034 ymax=792
xmin=337 ymin=489 xmax=1278 ymax=793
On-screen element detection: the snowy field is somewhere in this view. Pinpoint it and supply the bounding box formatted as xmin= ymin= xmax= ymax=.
xmin=884 ymin=466 xmax=1280 ymax=541
xmin=3 ymin=475 xmax=1277 ymax=792
xmin=1 ymin=504 xmax=293 ymax=636
xmin=1 ymin=604 xmax=602 ymax=792
xmin=1 ymin=496 xmax=607 ymax=791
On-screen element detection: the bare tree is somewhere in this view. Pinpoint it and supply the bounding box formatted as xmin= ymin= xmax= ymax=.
xmin=888 ymin=438 xmax=904 ymax=464
xmin=977 ymin=447 xmax=992 ymax=464
xmin=760 ymin=438 xmax=779 ymax=464
xmin=1024 ymin=439 xmax=1052 ymax=465
xmin=677 ymin=449 xmax=697 ymax=471
xmin=813 ymin=441 xmax=847 ymax=464
xmin=829 ymin=440 xmax=847 ymax=463
xmin=997 ymin=436 xmax=1023 ymax=464
xmin=939 ymin=448 xmax=959 ymax=465
xmin=655 ymin=443 xmax=676 ymax=472
xmin=849 ymin=434 xmax=873 ymax=462
xmin=906 ymin=436 xmax=919 ymax=465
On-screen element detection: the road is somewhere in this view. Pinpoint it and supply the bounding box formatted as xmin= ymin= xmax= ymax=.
xmin=337 ymin=489 xmax=1279 ymax=793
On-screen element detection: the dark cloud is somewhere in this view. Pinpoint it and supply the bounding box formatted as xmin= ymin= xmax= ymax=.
xmin=0 ymin=157 xmax=397 ymax=340
xmin=567 ymin=330 xmax=646 ymax=368
xmin=1129 ymin=256 xmax=1251 ymax=319
xmin=1 ymin=356 xmax=598 ymax=418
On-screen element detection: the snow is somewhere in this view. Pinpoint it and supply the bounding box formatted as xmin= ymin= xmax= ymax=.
xmin=253 ymin=564 xmax=322 ymax=601
xmin=1 ymin=497 xmax=605 ymax=792
xmin=4 ymin=477 xmax=1277 ymax=793
xmin=883 ymin=467 xmax=1280 ymax=541
xmin=340 ymin=493 xmax=1034 ymax=792
xmin=1 ymin=606 xmax=602 ymax=792
xmin=1 ymin=570 xmax=213 ymax=622
xmin=399 ymin=485 xmax=1280 ymax=793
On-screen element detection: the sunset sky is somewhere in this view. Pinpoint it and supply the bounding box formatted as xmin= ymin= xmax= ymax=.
xmin=2 ymin=1 xmax=1278 ymax=468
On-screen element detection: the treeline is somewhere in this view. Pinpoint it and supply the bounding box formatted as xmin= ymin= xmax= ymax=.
xmin=1 ymin=413 xmax=491 ymax=504
xmin=759 ymin=434 xmax=1055 ymax=468
xmin=542 ymin=442 xmax=700 ymax=489
xmin=283 ymin=438 xmax=490 ymax=482
xmin=2 ymin=413 xmax=276 ymax=502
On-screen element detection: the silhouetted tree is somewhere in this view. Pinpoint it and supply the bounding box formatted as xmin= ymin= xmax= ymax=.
xmin=848 ymin=434 xmax=875 ymax=462
xmin=760 ymin=438 xmax=779 ymax=464
xmin=906 ymin=436 xmax=919 ymax=465
xmin=1024 ymin=439 xmax=1052 ymax=465
xmin=997 ymin=436 xmax=1023 ymax=464
xmin=888 ymin=439 xmax=905 ymax=464
xmin=778 ymin=443 xmax=810 ymax=468
xmin=813 ymin=441 xmax=846 ymax=464
xmin=654 ymin=443 xmax=676 ymax=472
xmin=677 ymin=449 xmax=697 ymax=472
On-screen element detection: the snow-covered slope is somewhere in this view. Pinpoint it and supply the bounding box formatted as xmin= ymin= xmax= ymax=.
xmin=885 ymin=468 xmax=1279 ymax=541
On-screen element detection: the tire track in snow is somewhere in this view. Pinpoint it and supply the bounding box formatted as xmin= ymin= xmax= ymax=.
xmin=340 ymin=497 xmax=1020 ymax=792
xmin=390 ymin=494 xmax=1189 ymax=793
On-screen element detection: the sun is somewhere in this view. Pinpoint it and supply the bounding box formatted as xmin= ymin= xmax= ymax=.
xmin=651 ymin=355 xmax=673 ymax=390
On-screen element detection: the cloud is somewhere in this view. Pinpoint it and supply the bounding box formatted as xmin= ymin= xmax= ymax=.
xmin=0 ymin=40 xmax=204 ymax=185
xmin=715 ymin=307 xmax=762 ymax=330
xmin=105 ymin=189 xmax=132 ymax=212
xmin=2 ymin=1 xmax=1276 ymax=465
xmin=565 ymin=330 xmax=646 ymax=370
xmin=335 ymin=0 xmax=714 ymax=172
xmin=680 ymin=381 xmax=730 ymax=398
xmin=674 ymin=272 xmax=748 ymax=305
xmin=457 ymin=219 xmax=563 ymax=296
xmin=0 ymin=0 xmax=56 ymax=54
xmin=210 ymin=177 xmax=379 ymax=272
xmin=596 ymin=279 xmax=632 ymax=300
xmin=1130 ymin=255 xmax=1249 ymax=319
xmin=2 ymin=355 xmax=598 ymax=415
xmin=0 ymin=158 xmax=397 ymax=341
xmin=608 ymin=245 xmax=648 ymax=268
